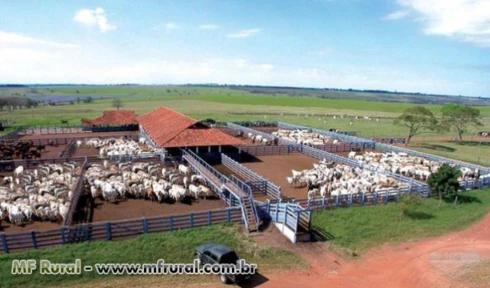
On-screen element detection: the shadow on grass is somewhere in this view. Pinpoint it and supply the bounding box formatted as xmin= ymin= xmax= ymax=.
xmin=443 ymin=194 xmax=482 ymax=205
xmin=310 ymin=225 xmax=335 ymax=242
xmin=403 ymin=210 xmax=434 ymax=220
xmin=457 ymin=141 xmax=490 ymax=147
xmin=413 ymin=143 xmax=456 ymax=152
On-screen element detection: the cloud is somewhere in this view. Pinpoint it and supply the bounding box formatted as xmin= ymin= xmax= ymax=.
xmin=152 ymin=22 xmax=179 ymax=31
xmin=199 ymin=24 xmax=219 ymax=29
xmin=383 ymin=10 xmax=410 ymax=20
xmin=227 ymin=28 xmax=261 ymax=38
xmin=390 ymin=0 xmax=490 ymax=47
xmin=0 ymin=30 xmax=78 ymax=48
xmin=73 ymin=7 xmax=117 ymax=33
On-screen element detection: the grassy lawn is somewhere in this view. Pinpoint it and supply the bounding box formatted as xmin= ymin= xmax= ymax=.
xmin=312 ymin=190 xmax=490 ymax=255
xmin=409 ymin=141 xmax=490 ymax=166
xmin=0 ymin=224 xmax=307 ymax=288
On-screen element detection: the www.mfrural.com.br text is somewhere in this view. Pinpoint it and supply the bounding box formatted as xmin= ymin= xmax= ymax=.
xmin=11 ymin=259 xmax=257 ymax=276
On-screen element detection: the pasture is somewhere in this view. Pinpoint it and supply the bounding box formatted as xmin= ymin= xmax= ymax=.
xmin=312 ymin=189 xmax=490 ymax=254
xmin=0 ymin=224 xmax=308 ymax=288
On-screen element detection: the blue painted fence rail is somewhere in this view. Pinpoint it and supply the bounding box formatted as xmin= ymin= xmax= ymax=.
xmin=0 ymin=207 xmax=242 ymax=254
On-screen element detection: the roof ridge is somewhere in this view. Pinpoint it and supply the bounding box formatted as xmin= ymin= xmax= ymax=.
xmin=162 ymin=119 xmax=201 ymax=146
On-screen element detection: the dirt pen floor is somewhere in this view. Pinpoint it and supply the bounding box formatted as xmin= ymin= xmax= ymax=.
xmin=0 ymin=220 xmax=61 ymax=233
xmin=240 ymin=153 xmax=318 ymax=200
xmin=73 ymin=195 xmax=227 ymax=223
xmin=17 ymin=131 xmax=139 ymax=141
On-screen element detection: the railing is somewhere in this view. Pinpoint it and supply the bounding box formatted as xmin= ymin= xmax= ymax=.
xmin=236 ymin=145 xmax=297 ymax=156
xmin=227 ymin=123 xmax=275 ymax=141
xmin=375 ymin=143 xmax=490 ymax=174
xmin=260 ymin=202 xmax=311 ymax=234
xmin=0 ymin=128 xmax=22 ymax=141
xmin=372 ymin=138 xmax=407 ymax=144
xmin=0 ymin=207 xmax=242 ymax=254
xmin=301 ymin=145 xmax=429 ymax=196
xmin=278 ymin=122 xmax=375 ymax=145
xmin=59 ymin=139 xmax=77 ymax=158
xmin=222 ymin=153 xmax=281 ymax=200
xmin=63 ymin=158 xmax=88 ymax=226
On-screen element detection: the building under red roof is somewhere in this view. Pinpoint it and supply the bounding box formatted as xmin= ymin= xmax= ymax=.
xmin=137 ymin=107 xmax=244 ymax=148
xmin=81 ymin=110 xmax=139 ymax=126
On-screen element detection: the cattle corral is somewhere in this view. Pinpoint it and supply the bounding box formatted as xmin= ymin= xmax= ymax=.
xmin=240 ymin=154 xmax=317 ymax=199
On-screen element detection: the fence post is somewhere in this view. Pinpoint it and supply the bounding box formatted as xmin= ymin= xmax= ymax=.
xmin=1 ymin=233 xmax=9 ymax=253
xmin=226 ymin=209 xmax=231 ymax=222
xmin=143 ymin=218 xmax=149 ymax=233
xmin=105 ymin=222 xmax=112 ymax=240
xmin=31 ymin=231 xmax=38 ymax=249
xmin=361 ymin=193 xmax=365 ymax=206
xmin=208 ymin=211 xmax=212 ymax=225
xmin=266 ymin=202 xmax=270 ymax=214
xmin=335 ymin=195 xmax=339 ymax=208
xmin=61 ymin=227 xmax=67 ymax=244
xmin=169 ymin=216 xmax=174 ymax=231
xmin=349 ymin=194 xmax=353 ymax=207
xmin=275 ymin=207 xmax=279 ymax=222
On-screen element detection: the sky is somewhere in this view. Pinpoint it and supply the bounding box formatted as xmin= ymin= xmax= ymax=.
xmin=0 ymin=0 xmax=489 ymax=97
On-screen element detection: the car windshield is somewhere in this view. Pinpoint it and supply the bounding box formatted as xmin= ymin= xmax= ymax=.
xmin=220 ymin=252 xmax=239 ymax=264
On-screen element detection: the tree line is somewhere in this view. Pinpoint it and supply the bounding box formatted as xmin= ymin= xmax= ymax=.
xmin=394 ymin=104 xmax=483 ymax=144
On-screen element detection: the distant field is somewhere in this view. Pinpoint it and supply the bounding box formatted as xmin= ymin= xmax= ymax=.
xmin=1 ymin=86 xmax=489 ymax=141
xmin=2 ymin=86 xmax=490 ymax=115
xmin=409 ymin=141 xmax=490 ymax=166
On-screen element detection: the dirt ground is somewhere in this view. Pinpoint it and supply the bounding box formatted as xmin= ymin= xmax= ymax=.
xmin=0 ymin=220 xmax=61 ymax=233
xmin=18 ymin=131 xmax=139 ymax=141
xmin=240 ymin=154 xmax=317 ymax=200
xmin=83 ymin=197 xmax=227 ymax=223
xmin=71 ymin=147 xmax=100 ymax=157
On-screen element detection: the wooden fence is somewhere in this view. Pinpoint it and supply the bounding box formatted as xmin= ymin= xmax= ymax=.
xmin=221 ymin=153 xmax=281 ymax=200
xmin=237 ymin=145 xmax=295 ymax=156
xmin=63 ymin=158 xmax=89 ymax=226
xmin=0 ymin=207 xmax=242 ymax=254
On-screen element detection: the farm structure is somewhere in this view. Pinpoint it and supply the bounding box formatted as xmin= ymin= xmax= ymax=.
xmin=137 ymin=107 xmax=245 ymax=156
xmin=72 ymin=157 xmax=227 ymax=225
xmin=272 ymin=122 xmax=490 ymax=190
xmin=0 ymin=158 xmax=86 ymax=233
xmin=81 ymin=110 xmax=139 ymax=132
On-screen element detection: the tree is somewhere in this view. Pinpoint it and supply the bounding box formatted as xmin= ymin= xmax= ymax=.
xmin=393 ymin=106 xmax=438 ymax=145
xmin=427 ymin=163 xmax=461 ymax=206
xmin=83 ymin=96 xmax=93 ymax=104
xmin=441 ymin=104 xmax=483 ymax=141
xmin=112 ymin=98 xmax=123 ymax=110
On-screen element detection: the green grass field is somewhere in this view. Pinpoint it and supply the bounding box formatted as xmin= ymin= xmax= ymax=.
xmin=409 ymin=141 xmax=490 ymax=166
xmin=0 ymin=224 xmax=307 ymax=288
xmin=1 ymin=85 xmax=489 ymax=165
xmin=312 ymin=190 xmax=490 ymax=255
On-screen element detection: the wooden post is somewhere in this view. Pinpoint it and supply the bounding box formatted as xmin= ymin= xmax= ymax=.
xmin=105 ymin=222 xmax=112 ymax=240
xmin=335 ymin=195 xmax=339 ymax=208
xmin=227 ymin=209 xmax=231 ymax=222
xmin=31 ymin=231 xmax=38 ymax=249
xmin=361 ymin=192 xmax=365 ymax=206
xmin=1 ymin=233 xmax=9 ymax=254
xmin=143 ymin=218 xmax=149 ymax=233
xmin=61 ymin=227 xmax=67 ymax=244
xmin=169 ymin=216 xmax=174 ymax=231
xmin=208 ymin=211 xmax=212 ymax=225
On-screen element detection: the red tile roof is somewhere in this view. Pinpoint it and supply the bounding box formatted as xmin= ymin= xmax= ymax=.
xmin=137 ymin=107 xmax=244 ymax=148
xmin=82 ymin=110 xmax=138 ymax=126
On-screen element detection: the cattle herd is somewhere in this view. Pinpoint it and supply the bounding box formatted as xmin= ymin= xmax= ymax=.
xmin=0 ymin=161 xmax=80 ymax=226
xmin=77 ymin=137 xmax=157 ymax=157
xmin=477 ymin=131 xmax=490 ymax=137
xmin=85 ymin=160 xmax=216 ymax=204
xmin=0 ymin=141 xmax=46 ymax=160
xmin=272 ymin=129 xmax=340 ymax=146
xmin=287 ymin=158 xmax=408 ymax=200
xmin=348 ymin=151 xmax=489 ymax=182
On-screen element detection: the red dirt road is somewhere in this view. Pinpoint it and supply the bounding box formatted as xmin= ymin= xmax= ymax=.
xmin=255 ymin=213 xmax=490 ymax=288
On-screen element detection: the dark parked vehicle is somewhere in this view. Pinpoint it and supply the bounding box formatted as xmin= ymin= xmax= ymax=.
xmin=194 ymin=243 xmax=255 ymax=284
